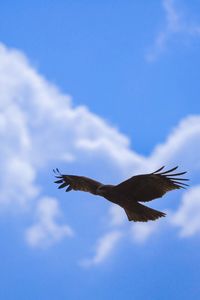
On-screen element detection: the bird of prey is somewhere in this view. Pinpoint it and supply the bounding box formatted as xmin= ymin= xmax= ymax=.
xmin=53 ymin=166 xmax=189 ymax=222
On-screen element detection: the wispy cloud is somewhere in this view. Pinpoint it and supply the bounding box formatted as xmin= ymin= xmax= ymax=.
xmin=131 ymin=221 xmax=160 ymax=244
xmin=25 ymin=197 xmax=74 ymax=247
xmin=108 ymin=205 xmax=127 ymax=227
xmin=171 ymin=186 xmax=200 ymax=237
xmin=146 ymin=0 xmax=200 ymax=61
xmin=80 ymin=230 xmax=122 ymax=267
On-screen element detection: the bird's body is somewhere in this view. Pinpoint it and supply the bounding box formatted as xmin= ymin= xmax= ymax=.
xmin=54 ymin=166 xmax=189 ymax=222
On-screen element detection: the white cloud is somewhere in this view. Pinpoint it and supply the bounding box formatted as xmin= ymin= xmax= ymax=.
xmin=149 ymin=115 xmax=200 ymax=170
xmin=25 ymin=197 xmax=74 ymax=247
xmin=1 ymin=42 xmax=200 ymax=260
xmin=171 ymin=186 xmax=200 ymax=237
xmin=125 ymin=114 xmax=200 ymax=244
xmin=80 ymin=230 xmax=122 ymax=267
xmin=108 ymin=205 xmax=127 ymax=227
xmin=0 ymin=42 xmax=143 ymax=210
xmin=103 ymin=114 xmax=200 ymax=255
xmin=146 ymin=0 xmax=200 ymax=62
xmin=105 ymin=114 xmax=200 ymax=249
xmin=0 ymin=42 xmax=143 ymax=249
xmin=104 ymin=115 xmax=200 ymax=250
xmin=131 ymin=220 xmax=161 ymax=244
xmin=163 ymin=0 xmax=180 ymax=30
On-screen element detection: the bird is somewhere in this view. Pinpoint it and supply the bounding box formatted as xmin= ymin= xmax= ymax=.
xmin=53 ymin=166 xmax=189 ymax=222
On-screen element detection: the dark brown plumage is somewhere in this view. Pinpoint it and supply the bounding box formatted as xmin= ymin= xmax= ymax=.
xmin=53 ymin=166 xmax=189 ymax=222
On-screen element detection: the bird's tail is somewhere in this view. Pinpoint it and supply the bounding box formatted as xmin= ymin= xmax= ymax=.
xmin=124 ymin=202 xmax=166 ymax=222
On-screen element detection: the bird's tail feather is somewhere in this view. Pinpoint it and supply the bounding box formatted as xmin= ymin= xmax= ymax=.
xmin=124 ymin=202 xmax=166 ymax=222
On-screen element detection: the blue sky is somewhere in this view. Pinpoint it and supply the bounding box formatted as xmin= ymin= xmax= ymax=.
xmin=1 ymin=0 xmax=200 ymax=299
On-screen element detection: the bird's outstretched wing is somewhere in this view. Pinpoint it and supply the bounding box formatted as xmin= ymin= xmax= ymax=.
xmin=114 ymin=166 xmax=189 ymax=202
xmin=53 ymin=169 xmax=103 ymax=195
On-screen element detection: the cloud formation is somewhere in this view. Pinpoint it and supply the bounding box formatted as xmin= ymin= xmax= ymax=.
xmin=1 ymin=42 xmax=200 ymax=262
xmin=171 ymin=186 xmax=200 ymax=237
xmin=146 ymin=0 xmax=200 ymax=61
xmin=83 ymin=112 xmax=200 ymax=265
xmin=26 ymin=197 xmax=74 ymax=247
xmin=0 ymin=42 xmax=143 ymax=209
xmin=131 ymin=221 xmax=160 ymax=244
xmin=0 ymin=43 xmax=143 ymax=247
xmin=80 ymin=230 xmax=122 ymax=267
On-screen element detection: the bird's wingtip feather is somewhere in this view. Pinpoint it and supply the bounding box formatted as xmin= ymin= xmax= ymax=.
xmin=153 ymin=166 xmax=165 ymax=174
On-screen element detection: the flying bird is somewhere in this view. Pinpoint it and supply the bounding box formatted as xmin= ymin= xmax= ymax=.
xmin=53 ymin=166 xmax=189 ymax=222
